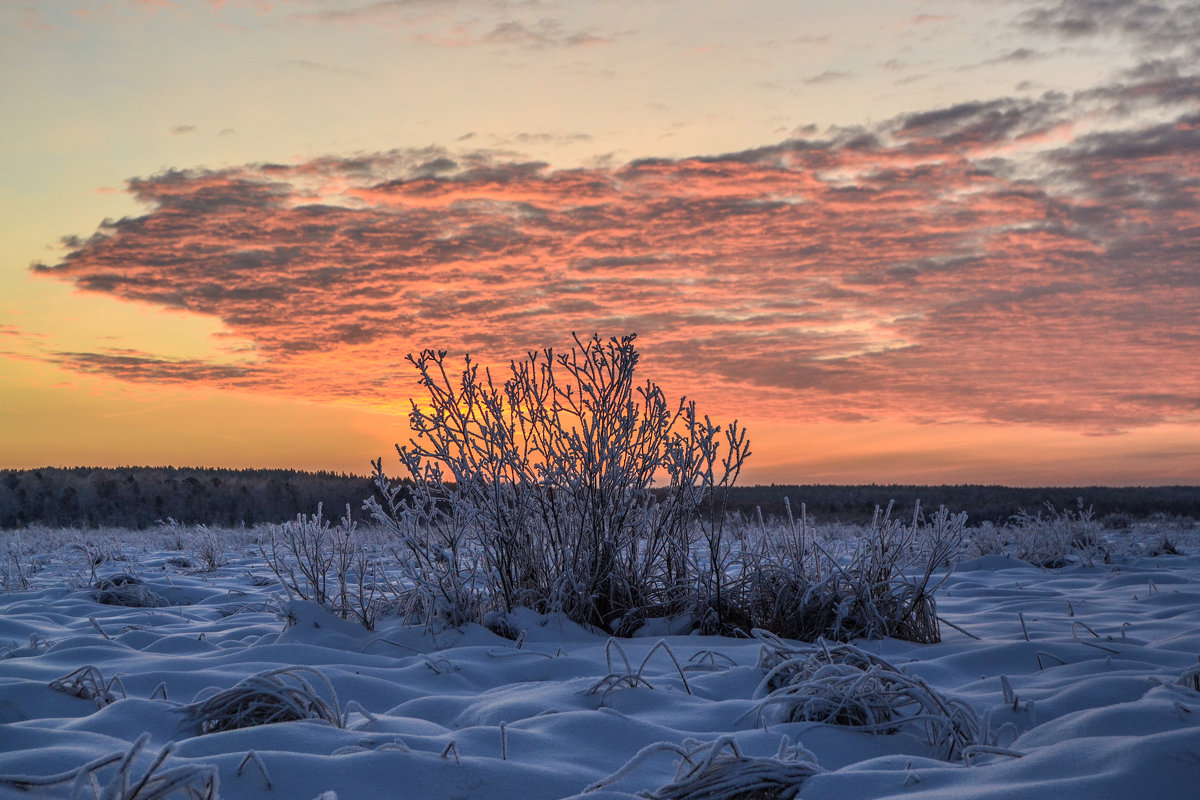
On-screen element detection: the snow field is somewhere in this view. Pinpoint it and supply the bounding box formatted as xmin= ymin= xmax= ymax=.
xmin=1 ymin=521 xmax=1199 ymax=799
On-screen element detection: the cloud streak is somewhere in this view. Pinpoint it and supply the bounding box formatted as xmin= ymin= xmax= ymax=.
xmin=30 ymin=74 xmax=1200 ymax=432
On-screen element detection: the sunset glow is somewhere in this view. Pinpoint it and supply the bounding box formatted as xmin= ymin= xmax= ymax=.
xmin=2 ymin=0 xmax=1198 ymax=484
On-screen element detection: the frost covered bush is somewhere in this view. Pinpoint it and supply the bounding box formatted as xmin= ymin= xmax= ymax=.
xmin=369 ymin=333 xmax=750 ymax=633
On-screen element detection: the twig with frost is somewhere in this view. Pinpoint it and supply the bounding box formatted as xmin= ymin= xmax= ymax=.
xmin=236 ymin=750 xmax=272 ymax=789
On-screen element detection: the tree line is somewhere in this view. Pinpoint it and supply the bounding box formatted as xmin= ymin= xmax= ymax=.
xmin=0 ymin=467 xmax=376 ymax=530
xmin=728 ymin=484 xmax=1200 ymax=525
xmin=1 ymin=467 xmax=1197 ymax=530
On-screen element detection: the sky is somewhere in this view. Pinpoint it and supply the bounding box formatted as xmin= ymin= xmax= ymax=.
xmin=1 ymin=0 xmax=1198 ymax=486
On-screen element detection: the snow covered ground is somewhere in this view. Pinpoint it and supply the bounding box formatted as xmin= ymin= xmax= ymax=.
xmin=2 ymin=520 xmax=1199 ymax=799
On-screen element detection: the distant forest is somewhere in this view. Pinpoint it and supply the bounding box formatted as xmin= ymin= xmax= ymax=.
xmin=1 ymin=466 xmax=1198 ymax=530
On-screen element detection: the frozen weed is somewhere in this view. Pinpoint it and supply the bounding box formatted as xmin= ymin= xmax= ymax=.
xmin=67 ymin=537 xmax=123 ymax=586
xmin=1177 ymin=661 xmax=1200 ymax=692
xmin=48 ymin=665 xmax=126 ymax=708
xmin=1 ymin=533 xmax=35 ymax=592
xmin=1010 ymin=500 xmax=1106 ymax=567
xmin=587 ymin=639 xmax=693 ymax=699
xmin=0 ymin=734 xmax=218 ymax=800
xmin=158 ymin=518 xmax=189 ymax=551
xmin=967 ymin=521 xmax=1008 ymax=557
xmin=1147 ymin=535 xmax=1183 ymax=557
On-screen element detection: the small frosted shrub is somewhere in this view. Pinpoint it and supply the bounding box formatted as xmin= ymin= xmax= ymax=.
xmin=260 ymin=505 xmax=384 ymax=629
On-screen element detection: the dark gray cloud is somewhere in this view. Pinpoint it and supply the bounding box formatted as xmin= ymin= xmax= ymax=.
xmin=802 ymin=70 xmax=853 ymax=85
xmin=285 ymin=59 xmax=365 ymax=75
xmin=50 ymin=351 xmax=257 ymax=383
xmin=482 ymin=19 xmax=614 ymax=49
xmin=1020 ymin=0 xmax=1200 ymax=51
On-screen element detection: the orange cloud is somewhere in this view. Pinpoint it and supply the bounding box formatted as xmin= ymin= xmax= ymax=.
xmin=29 ymin=82 xmax=1200 ymax=434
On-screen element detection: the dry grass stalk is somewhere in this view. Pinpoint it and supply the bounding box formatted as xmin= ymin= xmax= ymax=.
xmin=0 ymin=734 xmax=217 ymax=800
xmin=49 ymin=665 xmax=126 ymax=708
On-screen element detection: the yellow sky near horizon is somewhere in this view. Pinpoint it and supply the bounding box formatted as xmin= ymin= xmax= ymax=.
xmin=2 ymin=0 xmax=1198 ymax=486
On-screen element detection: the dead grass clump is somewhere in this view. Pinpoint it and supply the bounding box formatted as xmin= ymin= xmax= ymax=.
xmin=92 ymin=573 xmax=167 ymax=608
xmin=1148 ymin=535 xmax=1183 ymax=557
xmin=184 ymin=666 xmax=343 ymax=733
xmin=745 ymin=502 xmax=965 ymax=644
xmin=586 ymin=736 xmax=821 ymax=800
xmin=652 ymin=738 xmax=820 ymax=800
xmin=752 ymin=639 xmax=982 ymax=761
